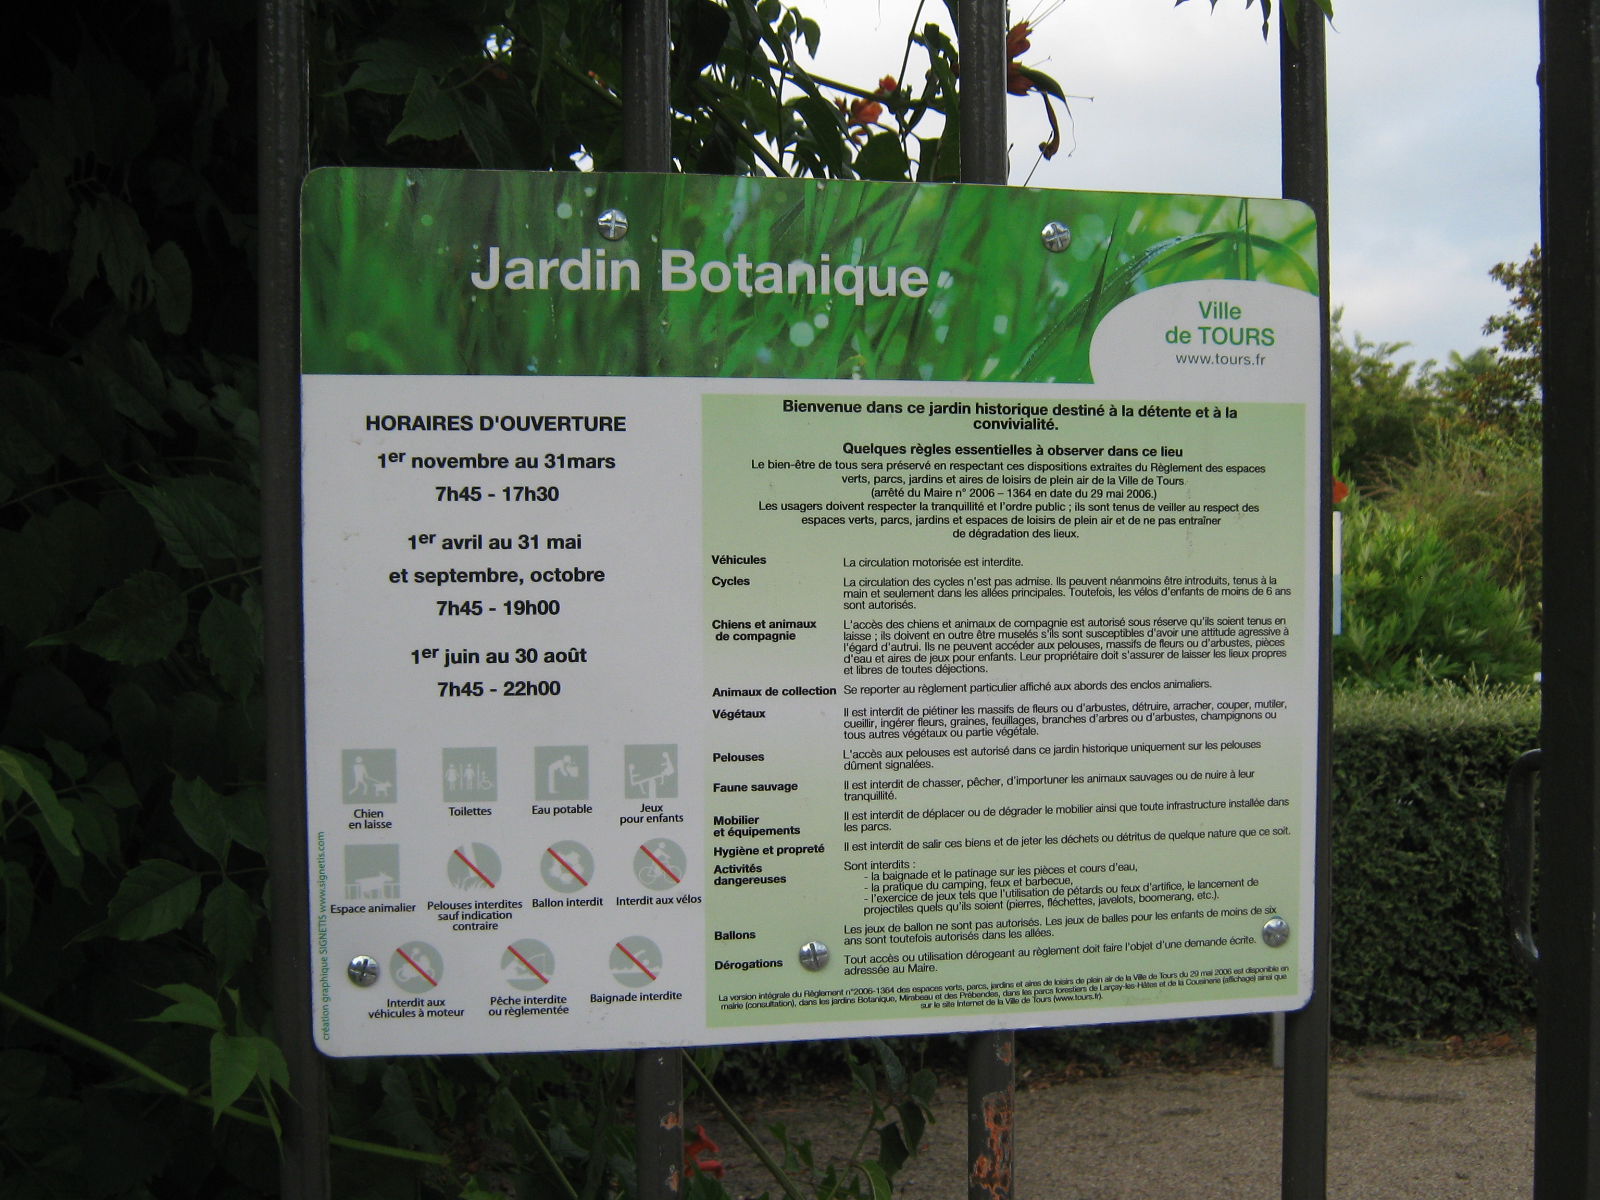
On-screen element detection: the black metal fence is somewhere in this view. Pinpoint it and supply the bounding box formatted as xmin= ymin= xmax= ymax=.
xmin=258 ymin=1 xmax=1600 ymax=1195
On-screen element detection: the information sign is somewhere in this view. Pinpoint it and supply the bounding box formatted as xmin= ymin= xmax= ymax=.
xmin=301 ymin=170 xmax=1321 ymax=1055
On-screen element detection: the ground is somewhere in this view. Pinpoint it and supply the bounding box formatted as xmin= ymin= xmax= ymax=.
xmin=695 ymin=1034 xmax=1535 ymax=1199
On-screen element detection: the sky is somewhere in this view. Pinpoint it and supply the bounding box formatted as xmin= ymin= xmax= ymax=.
xmin=800 ymin=1 xmax=1542 ymax=368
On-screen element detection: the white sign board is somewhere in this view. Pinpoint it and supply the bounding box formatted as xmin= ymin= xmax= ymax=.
xmin=302 ymin=170 xmax=1321 ymax=1055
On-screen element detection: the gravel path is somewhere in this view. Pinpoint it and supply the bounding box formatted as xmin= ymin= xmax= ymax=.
xmin=700 ymin=1045 xmax=1534 ymax=1199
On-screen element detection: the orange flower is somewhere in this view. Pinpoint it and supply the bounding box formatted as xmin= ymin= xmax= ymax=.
xmin=1332 ymin=477 xmax=1350 ymax=504
xmin=684 ymin=1124 xmax=725 ymax=1180
xmin=835 ymin=94 xmax=883 ymax=129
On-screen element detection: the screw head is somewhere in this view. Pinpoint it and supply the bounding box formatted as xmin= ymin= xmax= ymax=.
xmin=1041 ymin=221 xmax=1073 ymax=253
xmin=1261 ymin=918 xmax=1291 ymax=948
xmin=798 ymin=941 xmax=830 ymax=971
xmin=597 ymin=209 xmax=630 ymax=241
xmin=347 ymin=955 xmax=381 ymax=987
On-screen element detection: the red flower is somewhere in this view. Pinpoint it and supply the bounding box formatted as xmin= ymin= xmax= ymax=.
xmin=1332 ymin=477 xmax=1350 ymax=504
xmin=834 ymin=95 xmax=883 ymax=129
xmin=684 ymin=1124 xmax=725 ymax=1180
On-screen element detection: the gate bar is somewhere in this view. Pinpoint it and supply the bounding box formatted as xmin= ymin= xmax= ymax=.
xmin=622 ymin=5 xmax=683 ymax=1197
xmin=259 ymin=0 xmax=330 ymax=1195
xmin=1276 ymin=5 xmax=1332 ymax=1198
xmin=1535 ymin=1 xmax=1600 ymax=1192
xmin=956 ymin=4 xmax=1016 ymax=1199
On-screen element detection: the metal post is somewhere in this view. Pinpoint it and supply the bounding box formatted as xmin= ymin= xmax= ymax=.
xmin=1535 ymin=1 xmax=1600 ymax=1192
xmin=260 ymin=0 xmax=329 ymax=1196
xmin=1277 ymin=4 xmax=1331 ymax=1198
xmin=955 ymin=5 xmax=1015 ymax=1199
xmin=622 ymin=6 xmax=681 ymax=1197
xmin=957 ymin=0 xmax=1009 ymax=186
xmin=623 ymin=0 xmax=672 ymax=173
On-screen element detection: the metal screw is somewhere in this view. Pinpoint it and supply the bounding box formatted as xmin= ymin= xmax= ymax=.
xmin=798 ymin=941 xmax=830 ymax=971
xmin=1261 ymin=918 xmax=1291 ymax=948
xmin=1041 ymin=221 xmax=1073 ymax=253
xmin=347 ymin=955 xmax=381 ymax=986
xmin=597 ymin=209 xmax=630 ymax=241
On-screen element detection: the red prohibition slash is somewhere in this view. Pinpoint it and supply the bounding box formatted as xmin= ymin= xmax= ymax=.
xmin=395 ymin=946 xmax=438 ymax=988
xmin=506 ymin=944 xmax=549 ymax=985
xmin=615 ymin=941 xmax=657 ymax=981
xmin=639 ymin=843 xmax=681 ymax=884
xmin=546 ymin=846 xmax=589 ymax=887
xmin=453 ymin=847 xmax=496 ymax=888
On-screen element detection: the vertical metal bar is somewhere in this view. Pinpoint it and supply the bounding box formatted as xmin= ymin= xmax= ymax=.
xmin=635 ymin=1049 xmax=684 ymax=1199
xmin=956 ymin=11 xmax=1014 ymax=1197
xmin=622 ymin=7 xmax=679 ymax=1197
xmin=1277 ymin=4 xmax=1331 ymax=1198
xmin=957 ymin=0 xmax=1009 ymax=185
xmin=1536 ymin=1 xmax=1600 ymax=1193
xmin=967 ymin=1032 xmax=1016 ymax=1200
xmin=260 ymin=0 xmax=329 ymax=1196
xmin=623 ymin=0 xmax=672 ymax=172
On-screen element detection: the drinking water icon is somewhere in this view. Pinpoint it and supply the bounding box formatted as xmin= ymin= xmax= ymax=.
xmin=442 ymin=747 xmax=497 ymax=803
xmin=342 ymin=749 xmax=396 ymax=803
xmin=634 ymin=839 xmax=685 ymax=891
xmin=391 ymin=942 xmax=442 ymax=994
xmin=344 ymin=844 xmax=401 ymax=899
xmin=624 ymin=744 xmax=678 ymax=799
xmin=610 ymin=936 xmax=663 ymax=988
xmin=535 ymin=746 xmax=588 ymax=801
xmin=502 ymin=939 xmax=555 ymax=991
xmin=446 ymin=843 xmax=501 ymax=890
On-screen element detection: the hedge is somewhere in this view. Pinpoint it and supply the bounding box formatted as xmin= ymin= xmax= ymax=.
xmin=1329 ymin=684 xmax=1540 ymax=1040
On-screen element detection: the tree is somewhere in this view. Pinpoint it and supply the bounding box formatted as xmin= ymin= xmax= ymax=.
xmin=1328 ymin=313 xmax=1442 ymax=487
xmin=1429 ymin=246 xmax=1541 ymax=443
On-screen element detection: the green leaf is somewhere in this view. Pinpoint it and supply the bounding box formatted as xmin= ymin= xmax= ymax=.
xmin=96 ymin=858 xmax=201 ymax=940
xmin=0 ymin=158 xmax=74 ymax=252
xmin=43 ymin=738 xmax=88 ymax=782
xmin=854 ymin=132 xmax=910 ymax=182
xmin=249 ymin=1034 xmax=290 ymax=1091
xmin=143 ymin=982 xmax=224 ymax=1031
xmin=57 ymin=570 xmax=186 ymax=665
xmin=347 ymin=38 xmax=462 ymax=96
xmin=112 ymin=472 xmax=260 ymax=569
xmin=1 ymin=859 xmax=34 ymax=974
xmin=0 ymin=748 xmax=79 ymax=862
xmin=61 ymin=795 xmax=121 ymax=866
xmin=388 ymin=71 xmax=462 ymax=144
xmin=854 ymin=1160 xmax=892 ymax=1200
xmin=199 ymin=592 xmax=260 ymax=698
xmin=209 ymin=1031 xmax=258 ymax=1123
xmin=151 ymin=241 xmax=193 ymax=335
xmin=171 ymin=775 xmax=231 ymax=864
xmin=219 ymin=785 xmax=269 ymax=854
xmin=66 ymin=195 xmax=153 ymax=307
xmin=202 ymin=879 xmax=257 ymax=979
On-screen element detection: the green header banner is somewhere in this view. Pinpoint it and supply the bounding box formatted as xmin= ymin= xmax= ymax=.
xmin=302 ymin=169 xmax=1317 ymax=382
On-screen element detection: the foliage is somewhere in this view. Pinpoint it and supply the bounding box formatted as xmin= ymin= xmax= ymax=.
xmin=1334 ymin=493 xmax=1539 ymax=690
xmin=1329 ymin=683 xmax=1539 ymax=1041
xmin=1175 ymin=0 xmax=1336 ymax=43
xmin=1328 ymin=314 xmax=1444 ymax=487
xmin=1434 ymin=246 xmax=1542 ymax=442
xmin=1368 ymin=426 xmax=1543 ymax=622
xmin=312 ymin=0 xmax=964 ymax=182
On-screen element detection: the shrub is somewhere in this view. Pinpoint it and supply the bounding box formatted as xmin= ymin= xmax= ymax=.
xmin=1336 ymin=496 xmax=1539 ymax=689
xmin=1371 ymin=426 xmax=1542 ymax=621
xmin=1329 ymin=684 xmax=1540 ymax=1040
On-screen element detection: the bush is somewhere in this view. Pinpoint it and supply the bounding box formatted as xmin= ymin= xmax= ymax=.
xmin=1371 ymin=426 xmax=1542 ymax=621
xmin=1335 ymin=496 xmax=1539 ymax=689
xmin=1329 ymin=684 xmax=1540 ymax=1041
